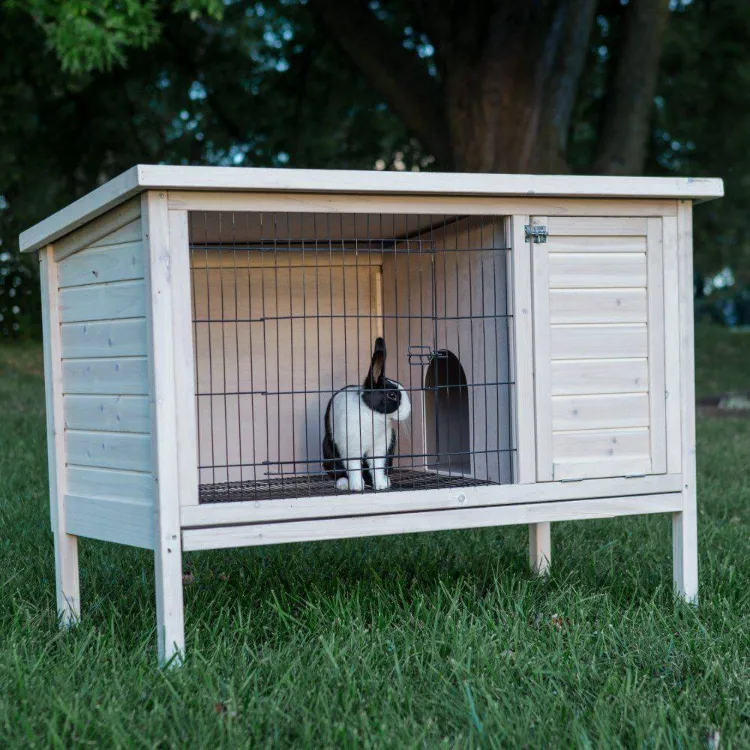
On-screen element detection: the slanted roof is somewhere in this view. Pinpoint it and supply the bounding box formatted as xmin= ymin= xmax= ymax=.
xmin=19 ymin=164 xmax=724 ymax=253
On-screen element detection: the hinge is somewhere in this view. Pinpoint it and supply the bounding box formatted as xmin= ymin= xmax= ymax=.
xmin=524 ymin=225 xmax=548 ymax=243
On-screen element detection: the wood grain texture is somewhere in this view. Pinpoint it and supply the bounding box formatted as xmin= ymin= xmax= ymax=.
xmin=647 ymin=218 xmax=667 ymax=474
xmin=550 ymin=289 xmax=647 ymax=324
xmin=552 ymin=427 xmax=650 ymax=462
xmin=60 ymin=318 xmax=147 ymax=359
xmin=662 ymin=216 xmax=682 ymax=474
xmin=66 ymin=430 xmax=152 ymax=472
xmin=549 ymin=252 xmax=647 ymax=288
xmin=65 ymin=495 xmax=154 ymax=549
xmin=546 ymin=216 xmax=647 ymax=236
xmin=64 ymin=394 xmax=150 ymax=433
xmin=548 ymin=236 xmax=646 ymax=253
xmin=58 ymin=240 xmax=144 ymax=287
xmin=62 ymin=357 xmax=149 ymax=395
xmin=59 ymin=280 xmax=146 ymax=323
xmin=67 ymin=465 xmax=153 ymax=501
xmin=552 ymin=393 xmax=649 ymax=430
xmin=551 ymin=358 xmax=648 ymax=395
xmin=550 ymin=324 xmax=647 ymax=360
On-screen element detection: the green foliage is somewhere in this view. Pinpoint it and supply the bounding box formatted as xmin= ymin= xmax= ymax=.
xmin=0 ymin=330 xmax=748 ymax=745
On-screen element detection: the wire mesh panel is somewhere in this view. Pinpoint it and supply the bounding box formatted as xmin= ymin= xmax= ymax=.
xmin=189 ymin=211 xmax=515 ymax=504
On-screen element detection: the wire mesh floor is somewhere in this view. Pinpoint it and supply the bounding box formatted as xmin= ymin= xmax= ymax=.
xmin=199 ymin=469 xmax=494 ymax=504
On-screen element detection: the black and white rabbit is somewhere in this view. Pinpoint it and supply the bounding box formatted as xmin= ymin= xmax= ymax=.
xmin=322 ymin=337 xmax=411 ymax=491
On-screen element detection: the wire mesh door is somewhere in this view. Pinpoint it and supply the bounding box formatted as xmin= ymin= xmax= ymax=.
xmin=188 ymin=210 xmax=515 ymax=504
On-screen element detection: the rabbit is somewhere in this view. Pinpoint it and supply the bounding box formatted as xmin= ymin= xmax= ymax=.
xmin=322 ymin=337 xmax=411 ymax=492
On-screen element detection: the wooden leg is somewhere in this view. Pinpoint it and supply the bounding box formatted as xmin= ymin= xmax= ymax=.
xmin=155 ymin=533 xmax=185 ymax=666
xmin=54 ymin=532 xmax=80 ymax=626
xmin=673 ymin=504 xmax=698 ymax=604
xmin=529 ymin=522 xmax=551 ymax=576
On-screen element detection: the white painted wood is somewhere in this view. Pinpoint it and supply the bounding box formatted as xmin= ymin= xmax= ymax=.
xmin=662 ymin=216 xmax=682 ymax=474
xmin=551 ymin=358 xmax=648 ymax=395
xmin=647 ymin=218 xmax=667 ymax=474
xmin=51 ymin=198 xmax=141 ymax=261
xmin=60 ymin=318 xmax=147 ymax=359
xmin=550 ymin=324 xmax=647 ymax=360
xmin=62 ymin=357 xmax=149 ymax=395
xmin=40 ymin=247 xmax=80 ymax=626
xmin=531 ymin=216 xmax=553 ymax=481
xmin=529 ymin=522 xmax=551 ymax=575
xmin=88 ymin=219 xmax=142 ymax=248
xmin=67 ymin=465 xmax=153 ymax=501
xmin=58 ymin=240 xmax=144 ymax=287
xmin=548 ymin=236 xmax=647 ymax=253
xmin=549 ymin=252 xmax=647 ymax=288
xmin=510 ymin=216 xmax=536 ymax=484
xmin=182 ymin=470 xmax=682 ymax=526
xmin=21 ymin=165 xmax=720 ymax=254
xmin=59 ymin=280 xmax=146 ymax=323
xmin=193 ymin=251 xmax=383 ymax=269
xmin=553 ymin=427 xmax=650 ymax=462
xmin=169 ymin=210 xmax=200 ymax=508
xmin=550 ymin=289 xmax=647 ymax=324
xmin=547 ymin=217 xmax=648 ymax=236
xmin=553 ymin=457 xmax=652 ymax=481
xmin=65 ymin=495 xmax=154 ymax=549
xmin=66 ymin=430 xmax=151 ymax=472
xmin=142 ymin=191 xmax=185 ymax=665
xmin=552 ymin=393 xmax=649 ymax=431
xmin=64 ymin=394 xmax=150 ymax=433
xmin=182 ymin=493 xmax=683 ymax=552
xmin=674 ymin=201 xmax=698 ymax=603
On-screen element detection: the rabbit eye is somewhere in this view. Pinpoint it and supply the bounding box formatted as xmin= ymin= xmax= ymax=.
xmin=387 ymin=392 xmax=398 ymax=400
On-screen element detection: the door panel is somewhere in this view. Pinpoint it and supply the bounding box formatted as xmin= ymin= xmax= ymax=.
xmin=532 ymin=215 xmax=669 ymax=481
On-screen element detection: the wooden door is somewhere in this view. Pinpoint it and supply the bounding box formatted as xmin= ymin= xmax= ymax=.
xmin=531 ymin=216 xmax=668 ymax=481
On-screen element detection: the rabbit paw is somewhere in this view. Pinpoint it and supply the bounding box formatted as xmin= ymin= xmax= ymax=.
xmin=335 ymin=477 xmax=349 ymax=491
xmin=373 ymin=474 xmax=391 ymax=491
xmin=348 ymin=474 xmax=365 ymax=492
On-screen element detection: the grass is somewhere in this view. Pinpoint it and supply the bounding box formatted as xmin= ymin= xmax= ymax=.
xmin=0 ymin=325 xmax=748 ymax=747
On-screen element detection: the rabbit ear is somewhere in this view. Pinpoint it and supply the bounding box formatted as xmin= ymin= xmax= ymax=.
xmin=364 ymin=337 xmax=386 ymax=388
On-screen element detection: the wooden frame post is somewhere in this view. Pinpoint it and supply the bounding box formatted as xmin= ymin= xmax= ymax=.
xmin=40 ymin=245 xmax=81 ymax=625
xmin=142 ymin=191 xmax=186 ymax=663
xmin=674 ymin=200 xmax=699 ymax=602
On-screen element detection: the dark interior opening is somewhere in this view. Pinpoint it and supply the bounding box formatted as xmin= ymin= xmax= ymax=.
xmin=424 ymin=351 xmax=471 ymax=474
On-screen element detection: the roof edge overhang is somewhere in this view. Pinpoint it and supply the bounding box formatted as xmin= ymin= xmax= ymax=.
xmin=19 ymin=164 xmax=725 ymax=254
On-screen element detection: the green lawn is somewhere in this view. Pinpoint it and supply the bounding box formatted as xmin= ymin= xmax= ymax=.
xmin=0 ymin=326 xmax=748 ymax=747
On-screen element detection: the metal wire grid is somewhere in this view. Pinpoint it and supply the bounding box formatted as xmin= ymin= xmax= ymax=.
xmin=189 ymin=211 xmax=516 ymax=504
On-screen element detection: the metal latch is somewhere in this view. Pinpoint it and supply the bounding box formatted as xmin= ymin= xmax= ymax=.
xmin=524 ymin=225 xmax=548 ymax=243
xmin=408 ymin=346 xmax=447 ymax=366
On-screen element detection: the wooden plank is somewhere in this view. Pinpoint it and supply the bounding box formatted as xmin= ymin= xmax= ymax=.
xmin=169 ymin=209 xmax=199 ymax=508
xmin=183 ymin=471 xmax=682 ymax=527
xmin=551 ymin=358 xmax=649 ymax=395
xmin=62 ymin=357 xmax=149 ymax=395
xmin=191 ymin=252 xmax=384 ymax=269
xmin=142 ymin=191 xmax=185 ymax=665
xmin=65 ymin=495 xmax=154 ymax=549
xmin=509 ymin=216 xmax=536 ymax=484
xmin=51 ymin=198 xmax=141 ymax=262
xmin=647 ymin=218 xmax=667 ymax=474
xmin=531 ymin=216 xmax=553 ymax=481
xmin=182 ymin=493 xmax=683 ymax=552
xmin=548 ymin=252 xmax=647 ymax=289
xmin=64 ymin=394 xmax=151 ymax=433
xmin=552 ymin=393 xmax=650 ymax=431
xmin=66 ymin=430 xmax=152 ymax=472
xmin=552 ymin=427 xmax=650 ymax=462
xmin=550 ymin=289 xmax=647 ymax=324
xmin=662 ymin=216 xmax=682 ymax=474
xmin=58 ymin=240 xmax=144 ymax=287
xmin=674 ymin=200 xmax=698 ymax=602
xmin=59 ymin=280 xmax=146 ymax=323
xmin=88 ymin=219 xmax=142 ymax=248
xmin=60 ymin=318 xmax=147 ymax=359
xmin=552 ymin=456 xmax=652 ymax=481
xmin=548 ymin=236 xmax=647 ymax=253
xmin=529 ymin=522 xmax=551 ymax=576
xmin=546 ymin=217 xmax=648 ymax=236
xmin=67 ymin=465 xmax=153 ymax=501
xmin=550 ymin=324 xmax=647 ymax=360
xmin=40 ymin=247 xmax=80 ymax=625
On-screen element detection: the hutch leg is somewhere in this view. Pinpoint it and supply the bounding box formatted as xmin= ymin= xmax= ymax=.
xmin=154 ymin=535 xmax=185 ymax=665
xmin=54 ymin=532 xmax=80 ymax=626
xmin=672 ymin=501 xmax=698 ymax=603
xmin=529 ymin=522 xmax=551 ymax=575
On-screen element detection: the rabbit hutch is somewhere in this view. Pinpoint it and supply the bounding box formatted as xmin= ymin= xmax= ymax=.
xmin=21 ymin=165 xmax=723 ymax=664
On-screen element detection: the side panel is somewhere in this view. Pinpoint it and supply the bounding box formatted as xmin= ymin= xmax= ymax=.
xmin=55 ymin=205 xmax=154 ymax=549
xmin=532 ymin=214 xmax=671 ymax=481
